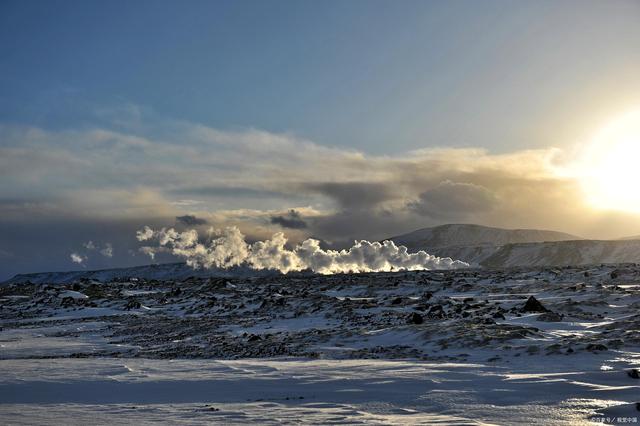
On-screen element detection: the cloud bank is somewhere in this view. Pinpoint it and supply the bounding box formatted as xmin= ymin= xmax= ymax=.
xmin=3 ymin=111 xmax=640 ymax=280
xmin=136 ymin=226 xmax=468 ymax=274
xmin=0 ymin=120 xmax=599 ymax=242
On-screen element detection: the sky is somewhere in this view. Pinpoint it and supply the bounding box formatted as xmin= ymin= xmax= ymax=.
xmin=1 ymin=0 xmax=640 ymax=279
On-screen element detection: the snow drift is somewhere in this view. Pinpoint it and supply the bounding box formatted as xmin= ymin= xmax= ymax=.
xmin=136 ymin=226 xmax=469 ymax=274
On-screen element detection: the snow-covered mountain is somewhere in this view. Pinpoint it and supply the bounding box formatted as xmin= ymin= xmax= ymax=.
xmin=389 ymin=224 xmax=580 ymax=250
xmin=479 ymin=239 xmax=640 ymax=268
xmin=389 ymin=224 xmax=640 ymax=267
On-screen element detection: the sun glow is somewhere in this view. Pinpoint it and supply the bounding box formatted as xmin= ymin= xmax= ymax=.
xmin=579 ymin=110 xmax=640 ymax=213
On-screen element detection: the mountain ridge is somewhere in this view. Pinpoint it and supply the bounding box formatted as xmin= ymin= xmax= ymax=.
xmin=389 ymin=223 xmax=581 ymax=250
xmin=2 ymin=262 xmax=275 ymax=285
xmin=388 ymin=224 xmax=640 ymax=267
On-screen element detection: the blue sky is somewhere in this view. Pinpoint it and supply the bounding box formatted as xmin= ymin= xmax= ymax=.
xmin=3 ymin=0 xmax=638 ymax=153
xmin=1 ymin=0 xmax=640 ymax=278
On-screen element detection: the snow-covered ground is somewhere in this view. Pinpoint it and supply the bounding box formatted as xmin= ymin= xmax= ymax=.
xmin=1 ymin=356 xmax=638 ymax=425
xmin=1 ymin=265 xmax=639 ymax=424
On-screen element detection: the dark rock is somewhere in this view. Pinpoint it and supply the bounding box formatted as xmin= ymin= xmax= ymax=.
xmin=426 ymin=304 xmax=446 ymax=319
xmin=585 ymin=343 xmax=608 ymax=351
xmin=391 ymin=297 xmax=403 ymax=305
xmin=492 ymin=312 xmax=505 ymax=320
xmin=521 ymin=296 xmax=548 ymax=313
xmin=125 ymin=299 xmax=141 ymax=310
xmin=610 ymin=270 xmax=619 ymax=279
xmin=61 ymin=297 xmax=76 ymax=308
xmin=628 ymin=368 xmax=640 ymax=379
xmin=407 ymin=312 xmax=423 ymax=325
xmin=247 ymin=334 xmax=262 ymax=342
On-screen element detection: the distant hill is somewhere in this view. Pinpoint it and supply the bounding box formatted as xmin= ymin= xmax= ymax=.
xmin=388 ymin=224 xmax=640 ymax=268
xmin=618 ymin=235 xmax=640 ymax=241
xmin=389 ymin=224 xmax=580 ymax=251
xmin=479 ymin=239 xmax=640 ymax=268
xmin=2 ymin=262 xmax=273 ymax=285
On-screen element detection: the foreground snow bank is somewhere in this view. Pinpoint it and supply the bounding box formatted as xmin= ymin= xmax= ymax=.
xmin=1 ymin=357 xmax=638 ymax=425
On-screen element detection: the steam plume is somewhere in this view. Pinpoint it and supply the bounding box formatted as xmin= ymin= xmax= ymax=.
xmin=70 ymin=253 xmax=86 ymax=264
xmin=136 ymin=226 xmax=468 ymax=274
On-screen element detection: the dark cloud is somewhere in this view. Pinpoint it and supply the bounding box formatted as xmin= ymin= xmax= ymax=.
xmin=310 ymin=208 xmax=425 ymax=243
xmin=176 ymin=215 xmax=208 ymax=226
xmin=306 ymin=182 xmax=397 ymax=209
xmin=408 ymin=180 xmax=497 ymax=219
xmin=270 ymin=210 xmax=308 ymax=229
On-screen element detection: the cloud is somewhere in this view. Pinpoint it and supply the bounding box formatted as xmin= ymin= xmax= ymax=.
xmin=139 ymin=246 xmax=157 ymax=260
xmin=100 ymin=243 xmax=113 ymax=258
xmin=305 ymin=182 xmax=398 ymax=210
xmin=176 ymin=214 xmax=208 ymax=226
xmin=83 ymin=241 xmax=97 ymax=250
xmin=1 ymin=112 xmax=636 ymax=279
xmin=170 ymin=199 xmax=203 ymax=207
xmin=70 ymin=252 xmax=86 ymax=264
xmin=408 ymin=180 xmax=497 ymax=219
xmin=137 ymin=226 xmax=468 ymax=274
xmin=270 ymin=209 xmax=308 ymax=229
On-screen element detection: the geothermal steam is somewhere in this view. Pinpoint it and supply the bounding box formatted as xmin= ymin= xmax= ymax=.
xmin=136 ymin=226 xmax=468 ymax=274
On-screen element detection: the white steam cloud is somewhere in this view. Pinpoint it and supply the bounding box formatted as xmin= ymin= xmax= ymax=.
xmin=100 ymin=243 xmax=113 ymax=258
xmin=136 ymin=226 xmax=468 ymax=274
xmin=81 ymin=241 xmax=113 ymax=258
xmin=70 ymin=252 xmax=86 ymax=264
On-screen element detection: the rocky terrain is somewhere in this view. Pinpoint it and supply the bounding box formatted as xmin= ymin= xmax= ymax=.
xmin=2 ymin=264 xmax=640 ymax=424
xmin=2 ymin=264 xmax=640 ymax=362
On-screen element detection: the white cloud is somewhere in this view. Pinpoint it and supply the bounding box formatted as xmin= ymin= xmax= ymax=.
xmin=100 ymin=243 xmax=113 ymax=258
xmin=0 ymin=118 xmax=619 ymax=240
xmin=70 ymin=252 xmax=86 ymax=264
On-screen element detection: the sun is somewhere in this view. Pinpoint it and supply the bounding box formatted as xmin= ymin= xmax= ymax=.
xmin=579 ymin=110 xmax=640 ymax=213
